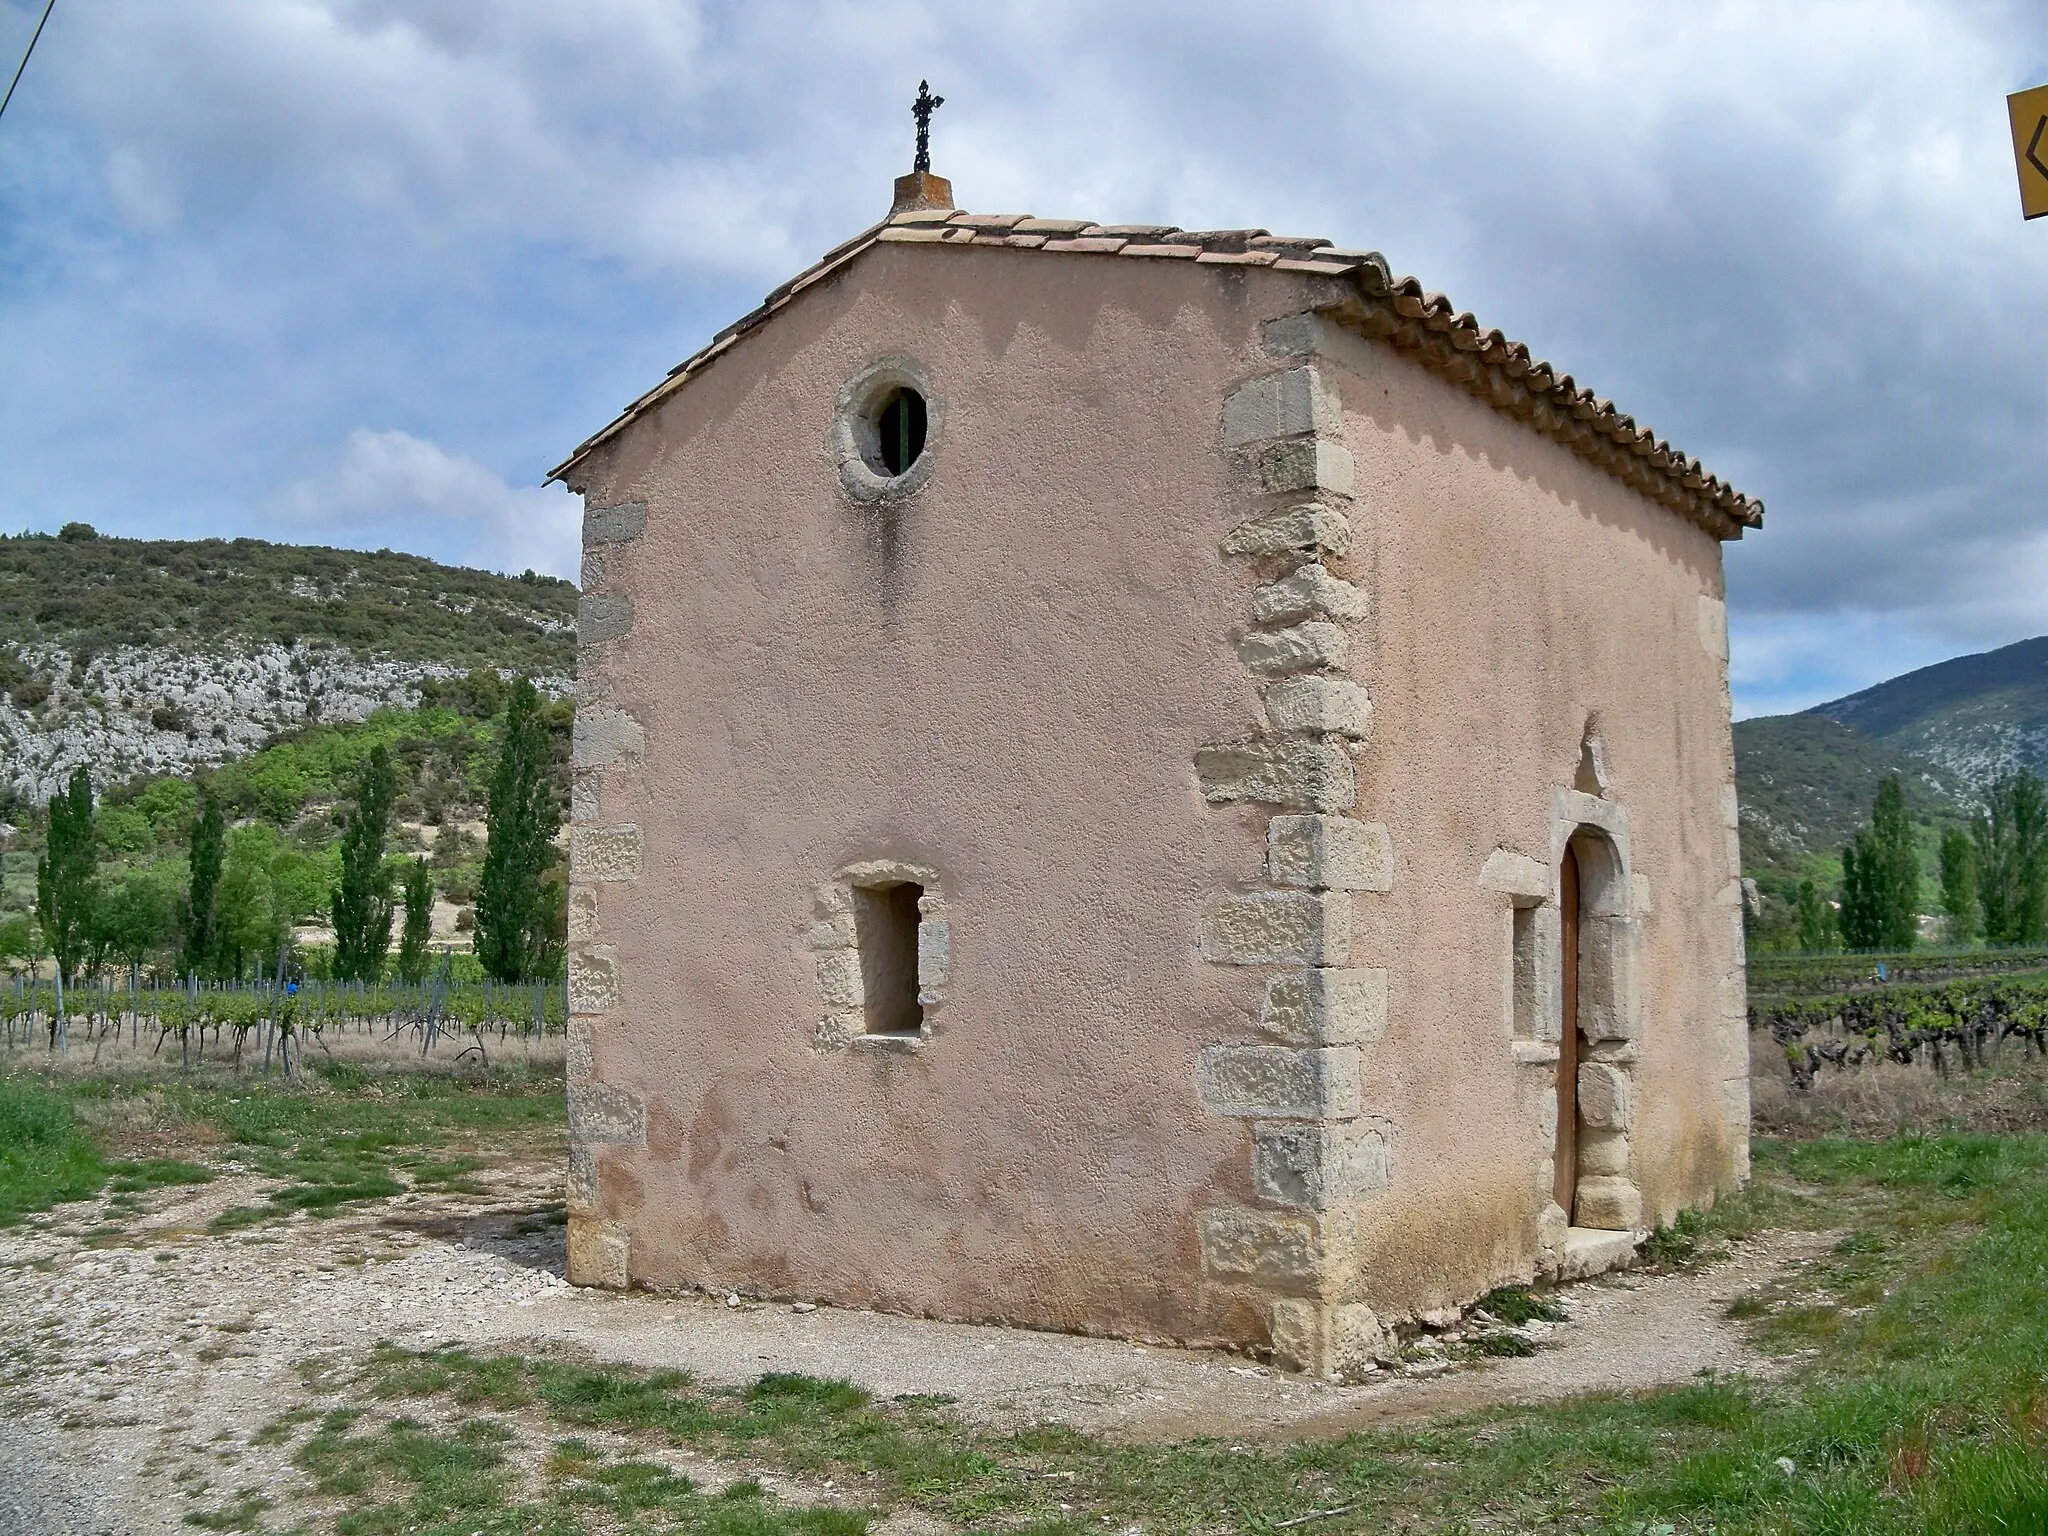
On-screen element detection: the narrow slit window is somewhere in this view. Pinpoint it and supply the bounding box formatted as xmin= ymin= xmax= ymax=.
xmin=1511 ymin=904 xmax=1538 ymax=1039
xmin=853 ymin=881 xmax=924 ymax=1035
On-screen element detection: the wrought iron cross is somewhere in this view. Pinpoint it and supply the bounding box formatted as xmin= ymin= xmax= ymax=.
xmin=912 ymin=80 xmax=944 ymax=173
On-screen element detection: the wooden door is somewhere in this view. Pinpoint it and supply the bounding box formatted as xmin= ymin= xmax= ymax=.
xmin=1554 ymin=845 xmax=1581 ymax=1217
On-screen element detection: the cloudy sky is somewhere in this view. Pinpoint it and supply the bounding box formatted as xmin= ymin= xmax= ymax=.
xmin=0 ymin=1 xmax=2042 ymax=717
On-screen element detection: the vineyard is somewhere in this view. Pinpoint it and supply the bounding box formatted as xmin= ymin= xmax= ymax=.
xmin=0 ymin=973 xmax=566 ymax=1074
xmin=1746 ymin=945 xmax=2048 ymax=999
xmin=1752 ymin=969 xmax=2048 ymax=1090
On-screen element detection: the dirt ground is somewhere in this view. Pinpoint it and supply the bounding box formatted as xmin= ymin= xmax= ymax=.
xmin=0 ymin=1135 xmax=1833 ymax=1535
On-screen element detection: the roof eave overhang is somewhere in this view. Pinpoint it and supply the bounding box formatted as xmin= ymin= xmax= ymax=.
xmin=551 ymin=212 xmax=1762 ymax=542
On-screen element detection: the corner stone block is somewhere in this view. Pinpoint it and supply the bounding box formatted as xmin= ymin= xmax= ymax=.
xmin=1262 ymin=676 xmax=1372 ymax=738
xmin=816 ymin=949 xmax=864 ymax=1008
xmin=1269 ymin=1299 xmax=1390 ymax=1378
xmin=568 ymin=945 xmax=622 ymax=1014
xmin=567 ymin=1214 xmax=630 ymax=1290
xmin=583 ymin=500 xmax=648 ymax=545
xmin=567 ymin=1081 xmax=646 ymax=1145
xmin=1198 ymin=890 xmax=1352 ymax=966
xmin=566 ymin=1145 xmax=597 ymax=1215
xmin=566 ymin=883 xmax=599 ymax=943
xmin=1238 ymin=620 xmax=1348 ymax=676
xmin=565 ymin=1018 xmax=594 ymax=1081
xmin=1261 ymin=967 xmax=1388 ymax=1047
xmin=1258 ymin=439 xmax=1355 ymax=497
xmin=1573 ymin=1177 xmax=1643 ymax=1232
xmin=578 ymin=593 xmax=635 ymax=643
xmin=573 ymin=708 xmax=645 ymax=769
xmin=571 ymin=770 xmax=600 ymax=823
xmin=1717 ymin=972 xmax=1749 ymax=1022
xmin=1196 ymin=738 xmax=1356 ymax=811
xmin=570 ymin=824 xmax=643 ymax=883
xmin=1252 ymin=562 xmax=1369 ymax=627
xmin=1724 ymin=1075 xmax=1752 ymax=1132
xmin=1221 ymin=366 xmax=1343 ymax=448
xmin=1267 ymin=815 xmax=1394 ymax=891
xmin=1222 ymin=502 xmax=1353 ymax=559
xmin=1697 ymin=594 xmax=1729 ymax=661
xmin=1577 ymin=1063 xmax=1633 ymax=1131
xmin=1197 ymin=1207 xmax=1327 ymax=1296
xmin=1253 ymin=1121 xmax=1388 ymax=1208
xmin=1197 ymin=1044 xmax=1363 ymax=1120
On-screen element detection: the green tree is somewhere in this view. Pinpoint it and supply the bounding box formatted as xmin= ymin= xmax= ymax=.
xmin=474 ymin=678 xmax=562 ymax=982
xmin=1938 ymin=825 xmax=1979 ymax=945
xmin=35 ymin=766 xmax=96 ymax=984
xmin=98 ymin=868 xmax=176 ymax=974
xmin=1974 ymin=771 xmax=2048 ymax=946
xmin=183 ymin=789 xmax=224 ymax=977
xmin=1839 ymin=776 xmax=1919 ymax=951
xmin=330 ymin=744 xmax=396 ymax=982
xmin=215 ymin=855 xmax=285 ymax=981
xmin=396 ymin=857 xmax=433 ymax=983
xmin=1795 ymin=878 xmax=1835 ymax=953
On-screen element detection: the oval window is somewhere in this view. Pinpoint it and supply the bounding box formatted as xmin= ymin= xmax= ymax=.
xmin=874 ymin=388 xmax=927 ymax=477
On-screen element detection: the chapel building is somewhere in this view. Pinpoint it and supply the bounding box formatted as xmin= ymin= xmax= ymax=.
xmin=550 ymin=159 xmax=1760 ymax=1377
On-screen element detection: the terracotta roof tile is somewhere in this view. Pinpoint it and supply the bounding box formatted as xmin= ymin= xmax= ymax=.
xmin=551 ymin=204 xmax=1762 ymax=536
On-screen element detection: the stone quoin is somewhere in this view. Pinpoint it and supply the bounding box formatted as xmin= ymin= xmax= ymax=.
xmin=546 ymin=134 xmax=1758 ymax=1378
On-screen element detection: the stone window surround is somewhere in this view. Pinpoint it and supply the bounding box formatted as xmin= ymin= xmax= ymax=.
xmin=808 ymin=859 xmax=951 ymax=1051
xmin=830 ymin=357 xmax=943 ymax=504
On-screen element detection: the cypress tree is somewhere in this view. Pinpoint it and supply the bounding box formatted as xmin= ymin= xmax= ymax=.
xmin=1938 ymin=825 xmax=1978 ymax=944
xmin=396 ymin=857 xmax=433 ymax=984
xmin=1795 ymin=878 xmax=1834 ymax=953
xmin=1975 ymin=771 xmax=2048 ymax=945
xmin=1838 ymin=777 xmax=1920 ymax=951
xmin=184 ymin=790 xmax=224 ymax=977
xmin=330 ymin=745 xmax=396 ymax=982
xmin=36 ymin=766 xmax=95 ymax=985
xmin=1868 ymin=776 xmax=1920 ymax=949
xmin=475 ymin=677 xmax=561 ymax=983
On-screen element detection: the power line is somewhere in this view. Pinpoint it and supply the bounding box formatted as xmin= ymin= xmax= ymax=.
xmin=0 ymin=0 xmax=56 ymax=125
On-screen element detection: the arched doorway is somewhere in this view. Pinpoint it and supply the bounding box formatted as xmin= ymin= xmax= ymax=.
xmin=1554 ymin=844 xmax=1581 ymax=1217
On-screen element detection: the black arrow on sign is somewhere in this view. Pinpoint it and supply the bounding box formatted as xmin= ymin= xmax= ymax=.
xmin=2030 ymin=114 xmax=2048 ymax=182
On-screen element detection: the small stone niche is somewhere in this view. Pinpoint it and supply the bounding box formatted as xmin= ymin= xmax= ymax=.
xmin=854 ymin=881 xmax=924 ymax=1036
xmin=808 ymin=859 xmax=949 ymax=1049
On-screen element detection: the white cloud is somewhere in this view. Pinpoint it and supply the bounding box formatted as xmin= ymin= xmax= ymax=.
xmin=2 ymin=0 xmax=2044 ymax=715
xmin=273 ymin=429 xmax=578 ymax=580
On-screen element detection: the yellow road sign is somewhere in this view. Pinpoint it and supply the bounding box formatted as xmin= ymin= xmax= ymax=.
xmin=2013 ymin=83 xmax=2048 ymax=220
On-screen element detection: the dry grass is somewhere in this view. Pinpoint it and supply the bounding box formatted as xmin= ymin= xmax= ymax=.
xmin=1751 ymin=1027 xmax=2048 ymax=1138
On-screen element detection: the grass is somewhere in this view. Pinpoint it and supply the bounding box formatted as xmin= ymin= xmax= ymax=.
xmin=0 ymin=1062 xmax=561 ymax=1230
xmin=14 ymin=1058 xmax=2048 ymax=1532
xmin=0 ymin=1073 xmax=216 ymax=1224
xmin=231 ymin=1125 xmax=2045 ymax=1535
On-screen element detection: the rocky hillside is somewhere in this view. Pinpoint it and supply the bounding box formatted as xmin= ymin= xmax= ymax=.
xmin=1734 ymin=713 xmax=1967 ymax=877
xmin=0 ymin=528 xmax=575 ymax=802
xmin=1807 ymin=635 xmax=2048 ymax=784
xmin=1734 ymin=632 xmax=2048 ymax=881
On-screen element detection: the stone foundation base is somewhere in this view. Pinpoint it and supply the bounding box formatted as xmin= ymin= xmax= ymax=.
xmin=1269 ymin=1299 xmax=1390 ymax=1379
xmin=567 ymin=1215 xmax=631 ymax=1289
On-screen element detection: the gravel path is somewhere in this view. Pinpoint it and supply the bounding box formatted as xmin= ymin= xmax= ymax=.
xmin=0 ymin=1162 xmax=1828 ymax=1531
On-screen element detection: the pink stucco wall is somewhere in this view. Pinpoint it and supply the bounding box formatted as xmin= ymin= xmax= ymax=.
xmin=563 ymin=236 xmax=1745 ymax=1351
